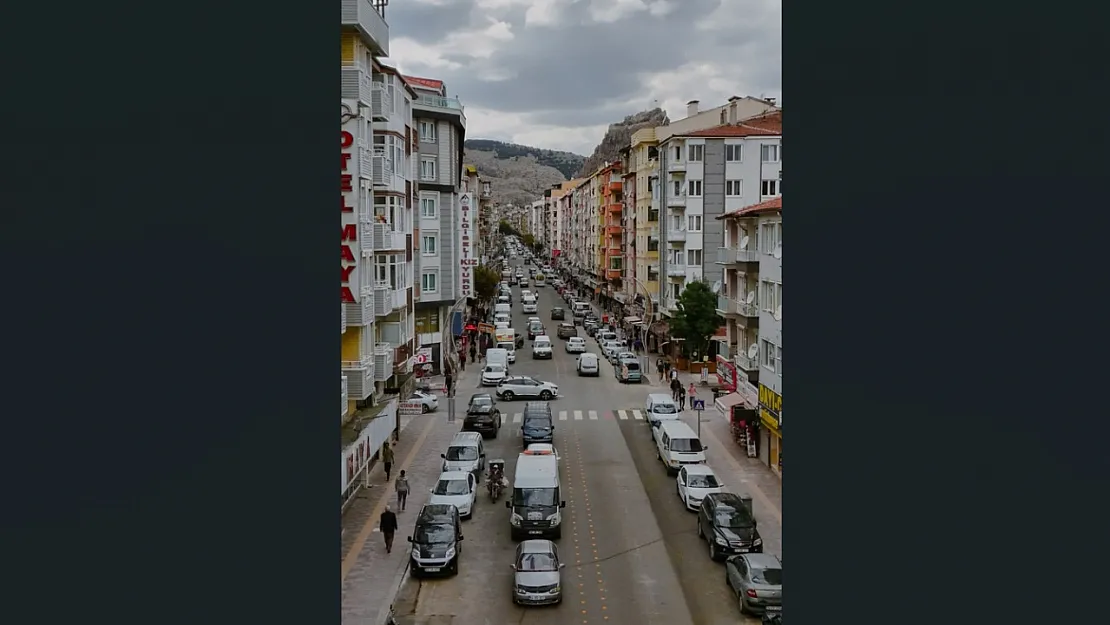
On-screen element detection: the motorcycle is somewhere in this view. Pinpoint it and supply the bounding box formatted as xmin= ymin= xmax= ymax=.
xmin=487 ymin=459 xmax=506 ymax=502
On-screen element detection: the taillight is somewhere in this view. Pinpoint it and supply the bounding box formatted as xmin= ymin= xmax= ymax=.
xmin=745 ymin=589 xmax=758 ymax=598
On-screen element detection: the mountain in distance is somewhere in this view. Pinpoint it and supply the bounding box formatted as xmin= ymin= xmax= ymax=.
xmin=464 ymin=139 xmax=585 ymax=179
xmin=576 ymin=108 xmax=669 ymax=177
xmin=463 ymin=145 xmax=569 ymax=209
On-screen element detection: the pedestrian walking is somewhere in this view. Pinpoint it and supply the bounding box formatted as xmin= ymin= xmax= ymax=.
xmin=678 ymin=385 xmax=687 ymax=410
xmin=381 ymin=441 xmax=395 ymax=481
xmin=688 ymin=382 xmax=697 ymax=398
xmin=445 ymin=372 xmax=454 ymax=397
xmin=469 ymin=344 xmax=477 ymax=362
xmin=657 ymin=358 xmax=666 ymax=382
xmin=458 ymin=350 xmax=467 ymax=371
xmin=395 ymin=470 xmax=410 ymax=511
xmin=670 ymin=378 xmax=682 ymax=402
xmin=380 ymin=505 xmax=399 ymax=553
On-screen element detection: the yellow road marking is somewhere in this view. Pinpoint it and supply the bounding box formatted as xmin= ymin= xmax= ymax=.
xmin=341 ymin=414 xmax=439 ymax=581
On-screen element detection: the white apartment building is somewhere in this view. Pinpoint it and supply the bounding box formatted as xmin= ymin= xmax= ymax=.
xmin=407 ymin=75 xmax=467 ymax=374
xmin=527 ymin=199 xmax=543 ymax=240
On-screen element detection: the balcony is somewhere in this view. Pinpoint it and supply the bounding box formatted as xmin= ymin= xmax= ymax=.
xmin=606 ymin=268 xmax=622 ymax=279
xmin=606 ymin=225 xmax=622 ymax=235
xmin=344 ymin=285 xmax=374 ymax=326
xmin=667 ymin=160 xmax=686 ymax=172
xmin=340 ymin=67 xmax=373 ymax=106
xmin=391 ymin=286 xmax=407 ymax=311
xmin=341 ymin=303 xmax=346 ymax=334
xmin=717 ymin=246 xmax=760 ymax=264
xmin=372 ymin=343 xmax=394 ymax=382
xmin=372 ymin=282 xmax=392 ymax=317
xmin=667 ymin=193 xmax=686 ymax=207
xmin=342 ymin=356 xmax=375 ymax=401
xmin=735 ymin=352 xmax=759 ymax=372
xmin=481 ymin=184 xmax=492 ymax=198
xmin=370 ymin=82 xmax=393 ymax=121
xmin=607 ymin=181 xmax=622 ymax=193
xmin=667 ymin=265 xmax=687 ymax=278
xmin=666 ymin=228 xmax=686 ymax=243
xmin=341 ymin=377 xmax=349 ymax=419
xmin=608 ymin=202 xmax=622 ymax=213
xmin=359 ymin=213 xmax=374 ymax=250
xmin=414 ymin=95 xmax=467 ymax=125
xmin=372 ymin=222 xmax=405 ymax=250
xmin=372 ymin=152 xmax=392 ymax=186
xmin=718 ymin=295 xmax=760 ymax=318
xmin=341 ymin=0 xmax=389 ymax=56
xmin=358 ymin=141 xmax=371 ymax=180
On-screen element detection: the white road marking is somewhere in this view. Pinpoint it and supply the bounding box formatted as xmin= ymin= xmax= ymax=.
xmin=588 ymin=410 xmax=598 ymax=420
xmin=632 ymin=410 xmax=644 ymax=420
xmin=574 ymin=410 xmax=584 ymax=421
xmin=512 ymin=412 xmax=523 ymax=423
xmin=618 ymin=410 xmax=629 ymax=420
xmin=558 ymin=410 xmax=568 ymax=421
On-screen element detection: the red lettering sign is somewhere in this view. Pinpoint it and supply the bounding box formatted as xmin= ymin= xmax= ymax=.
xmin=342 ymin=286 xmax=355 ymax=303
xmin=341 ymin=266 xmax=355 ymax=281
xmin=341 ymin=174 xmax=353 ymax=192
xmin=341 ymin=128 xmax=358 ymax=302
xmin=341 ymin=131 xmax=354 ymax=148
xmin=342 ymin=245 xmax=355 ymax=262
xmin=341 ymin=196 xmax=354 ymax=213
xmin=341 ymin=224 xmax=357 ymax=242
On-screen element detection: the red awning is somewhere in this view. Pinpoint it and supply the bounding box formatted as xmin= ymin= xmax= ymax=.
xmin=464 ymin=324 xmax=478 ymax=331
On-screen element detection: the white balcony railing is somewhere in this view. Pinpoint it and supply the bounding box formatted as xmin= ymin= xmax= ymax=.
xmin=341 ymin=302 xmax=347 ymax=334
xmin=667 ymin=265 xmax=686 ymax=277
xmin=667 ymin=193 xmax=686 ymax=207
xmin=341 ymin=355 xmax=374 ymax=400
xmin=341 ymin=377 xmax=349 ymax=418
xmin=735 ymin=353 xmax=758 ymax=371
xmin=372 ymin=343 xmax=394 ymax=381
xmin=372 ymin=223 xmax=405 ymax=250
xmin=666 ymin=228 xmax=686 ymax=243
xmin=340 ymin=67 xmax=372 ymax=105
xmin=370 ymin=82 xmax=394 ymax=120
xmin=373 ymin=281 xmax=392 ymax=317
xmin=391 ymin=286 xmax=406 ymax=311
xmin=372 ymin=153 xmax=392 ymax=186
xmin=340 ymin=0 xmax=389 ymax=56
xmin=667 ymin=160 xmax=686 ymax=172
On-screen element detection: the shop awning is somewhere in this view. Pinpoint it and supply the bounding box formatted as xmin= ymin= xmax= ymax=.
xmin=623 ymin=316 xmax=641 ymax=324
xmin=714 ymin=391 xmax=750 ymax=415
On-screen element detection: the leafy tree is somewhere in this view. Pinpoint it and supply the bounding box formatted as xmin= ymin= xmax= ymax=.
xmin=532 ymin=242 xmax=544 ymax=255
xmin=474 ymin=265 xmax=500 ymax=302
xmin=669 ymin=280 xmax=723 ymax=359
xmin=522 ymin=233 xmax=535 ymax=247
xmin=498 ymin=221 xmax=520 ymax=236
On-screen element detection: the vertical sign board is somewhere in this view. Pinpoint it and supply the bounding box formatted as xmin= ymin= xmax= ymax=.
xmin=458 ymin=193 xmax=477 ymax=298
xmin=451 ymin=312 xmax=464 ymax=337
xmin=340 ymin=125 xmax=362 ymax=304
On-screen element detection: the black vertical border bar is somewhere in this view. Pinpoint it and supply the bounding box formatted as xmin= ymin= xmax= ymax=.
xmin=790 ymin=1 xmax=1110 ymax=622
xmin=0 ymin=1 xmax=335 ymax=625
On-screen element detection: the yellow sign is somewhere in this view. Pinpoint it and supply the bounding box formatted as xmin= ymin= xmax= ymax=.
xmin=758 ymin=383 xmax=781 ymax=432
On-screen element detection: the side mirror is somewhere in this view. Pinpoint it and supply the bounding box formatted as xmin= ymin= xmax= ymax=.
xmin=560 ymin=563 xmax=566 ymax=569
xmin=702 ymin=446 xmax=708 ymax=451
xmin=407 ymin=536 xmax=413 ymax=543
xmin=560 ymin=501 xmax=567 ymax=509
xmin=458 ymin=534 xmax=464 ymax=540
xmin=440 ymin=453 xmax=446 ymax=459
xmin=510 ymin=564 xmax=517 ymax=570
xmin=480 ymin=452 xmax=486 ymax=457
xmin=429 ymin=488 xmax=434 ymax=493
xmin=505 ymin=501 xmax=511 ymax=509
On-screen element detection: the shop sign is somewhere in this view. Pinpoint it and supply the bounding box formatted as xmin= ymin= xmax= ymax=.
xmin=458 ymin=193 xmax=476 ymax=297
xmin=715 ymin=354 xmax=736 ymax=391
xmin=340 ymin=129 xmax=360 ymax=303
xmin=758 ymin=383 xmax=782 ymax=429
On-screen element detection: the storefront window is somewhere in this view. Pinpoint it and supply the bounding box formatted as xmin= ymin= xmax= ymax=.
xmin=415 ymin=310 xmax=440 ymax=334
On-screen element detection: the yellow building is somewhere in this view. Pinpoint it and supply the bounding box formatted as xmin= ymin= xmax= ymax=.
xmin=630 ymin=128 xmax=660 ymax=301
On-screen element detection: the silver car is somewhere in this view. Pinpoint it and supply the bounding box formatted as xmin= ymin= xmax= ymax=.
xmin=725 ymin=553 xmax=782 ymax=616
xmin=511 ymin=539 xmax=565 ymax=605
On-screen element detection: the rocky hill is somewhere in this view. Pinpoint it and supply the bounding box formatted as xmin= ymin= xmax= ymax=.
xmin=464 ymin=140 xmax=585 ymax=179
xmin=576 ymin=108 xmax=669 ymax=177
xmin=463 ymin=147 xmax=568 ymax=209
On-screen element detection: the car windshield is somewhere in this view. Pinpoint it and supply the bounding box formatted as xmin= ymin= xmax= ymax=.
xmin=518 ymin=552 xmax=559 ymax=572
xmin=552 ymin=308 xmax=563 ymax=313
xmin=485 ymin=365 xmax=505 ymax=373
xmin=535 ymin=340 xmax=551 ymax=347
xmin=529 ymin=322 xmax=543 ymax=331
xmin=445 ymin=446 xmax=478 ymax=461
xmin=669 ymin=438 xmax=704 ymax=453
xmin=652 ymin=403 xmax=678 ymax=415
xmin=413 ymin=523 xmax=455 ymax=544
xmin=751 ymin=566 xmax=783 ymax=585
xmin=714 ymin=505 xmax=754 ymax=529
xmin=688 ymin=474 xmax=720 ymax=488
xmin=523 ymin=418 xmax=551 ymax=431
xmin=433 ymin=479 xmax=470 ymax=496
xmin=513 ymin=487 xmax=557 ymax=507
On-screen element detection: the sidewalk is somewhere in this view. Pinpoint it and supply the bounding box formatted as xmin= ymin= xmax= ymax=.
xmin=340 ymin=364 xmax=482 ymax=625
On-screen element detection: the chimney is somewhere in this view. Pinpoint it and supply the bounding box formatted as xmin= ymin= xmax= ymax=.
xmin=686 ymin=100 xmax=699 ymax=117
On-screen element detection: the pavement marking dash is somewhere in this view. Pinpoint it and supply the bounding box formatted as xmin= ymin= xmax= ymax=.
xmin=574 ymin=410 xmax=584 ymax=421
xmin=631 ymin=409 xmax=644 ymax=420
xmin=588 ymin=410 xmax=598 ymax=420
xmin=617 ymin=410 xmax=628 ymax=420
xmin=559 ymin=410 xmax=568 ymax=420
xmin=513 ymin=412 xmax=523 ymax=423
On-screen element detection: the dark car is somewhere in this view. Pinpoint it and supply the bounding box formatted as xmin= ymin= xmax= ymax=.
xmin=527 ymin=321 xmax=545 ymax=340
xmin=698 ymin=493 xmax=763 ymax=561
xmin=408 ymin=504 xmax=464 ymax=577
xmin=515 ymin=332 xmax=525 ymax=349
xmin=463 ymin=393 xmax=502 ymax=438
xmin=521 ymin=402 xmax=554 ymax=447
xmin=550 ymin=307 xmax=566 ymax=320
xmin=556 ymin=323 xmax=577 ymax=340
xmin=584 ymin=321 xmax=599 ymax=337
xmin=726 ymin=553 xmax=782 ymax=616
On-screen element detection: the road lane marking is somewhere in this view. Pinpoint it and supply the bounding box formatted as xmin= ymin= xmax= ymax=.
xmin=588 ymin=410 xmax=598 ymax=420
xmin=617 ymin=410 xmax=628 ymax=420
xmin=341 ymin=413 xmax=438 ymax=581
xmin=574 ymin=410 xmax=583 ymax=421
xmin=559 ymin=410 xmax=568 ymax=421
xmin=513 ymin=412 xmax=523 ymax=423
xmin=631 ymin=410 xmax=644 ymax=420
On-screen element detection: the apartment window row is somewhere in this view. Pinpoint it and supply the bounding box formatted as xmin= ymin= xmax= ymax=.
xmin=760 ymin=280 xmax=781 ymax=313
xmin=419 ymin=121 xmax=437 ymax=143
xmin=761 ymin=339 xmax=782 ymax=375
xmin=421 ymin=271 xmax=438 ymax=293
xmin=761 ymin=221 xmax=782 ymax=255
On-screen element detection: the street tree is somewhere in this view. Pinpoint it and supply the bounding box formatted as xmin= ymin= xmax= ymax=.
xmin=474 ymin=265 xmax=500 ymax=302
xmin=498 ymin=221 xmax=520 ymax=236
xmin=522 ymin=233 xmax=535 ymax=247
xmin=669 ymin=280 xmax=723 ymax=359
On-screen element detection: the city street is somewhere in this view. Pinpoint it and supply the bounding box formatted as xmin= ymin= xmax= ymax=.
xmin=341 ymin=257 xmax=783 ymax=625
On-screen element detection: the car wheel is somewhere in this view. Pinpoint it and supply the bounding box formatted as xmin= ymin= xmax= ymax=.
xmin=697 ymin=520 xmax=704 ymax=538
xmin=421 ymin=404 xmax=430 ymax=414
xmin=540 ymin=390 xmax=553 ymax=400
xmin=501 ymin=391 xmax=514 ymax=401
xmin=708 ymin=539 xmax=719 ymax=561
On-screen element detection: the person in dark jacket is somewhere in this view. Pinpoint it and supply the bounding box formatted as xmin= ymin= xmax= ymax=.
xmin=670 ymin=377 xmax=682 ymax=402
xmin=380 ymin=505 xmax=399 ymax=553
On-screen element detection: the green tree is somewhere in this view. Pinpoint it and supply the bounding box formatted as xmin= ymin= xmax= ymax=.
xmin=474 ymin=265 xmax=500 ymax=302
xmin=669 ymin=280 xmax=723 ymax=358
xmin=499 ymin=221 xmax=520 ymax=237
xmin=522 ymin=233 xmax=535 ymax=248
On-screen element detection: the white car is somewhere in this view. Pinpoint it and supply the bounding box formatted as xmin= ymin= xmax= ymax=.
xmin=407 ymin=390 xmax=439 ymax=413
xmin=601 ymin=341 xmax=623 ymax=360
xmin=496 ymin=376 xmax=559 ymax=401
xmin=520 ymin=290 xmax=533 ymax=299
xmin=428 ymin=470 xmax=477 ymax=519
xmin=676 ymin=465 xmax=725 ymax=511
xmin=524 ymin=443 xmax=560 ymax=462
xmin=481 ymin=363 xmax=508 ymax=386
xmin=532 ymin=336 xmax=553 ymax=359
xmin=522 ymin=302 xmax=538 ymax=314
xmin=565 ymin=337 xmax=587 ymax=353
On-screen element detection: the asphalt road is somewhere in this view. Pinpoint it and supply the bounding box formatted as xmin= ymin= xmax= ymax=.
xmin=390 ymin=257 xmax=775 ymax=625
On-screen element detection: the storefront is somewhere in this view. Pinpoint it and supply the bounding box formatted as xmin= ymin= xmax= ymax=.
xmin=415 ymin=308 xmax=443 ymax=375
xmin=758 ymin=383 xmax=782 ymax=476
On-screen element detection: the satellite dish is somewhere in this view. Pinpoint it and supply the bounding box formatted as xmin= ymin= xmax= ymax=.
xmin=773 ymin=305 xmax=782 ymax=321
xmin=745 ymin=291 xmax=756 ymax=304
xmin=711 ymin=280 xmax=722 ymax=294
xmin=747 ymin=343 xmax=759 ymax=359
xmin=773 ymin=244 xmax=782 ymax=259
xmin=739 ymin=234 xmax=749 ymax=249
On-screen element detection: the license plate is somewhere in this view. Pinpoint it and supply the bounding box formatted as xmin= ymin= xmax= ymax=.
xmin=528 ymin=530 xmax=542 ymax=535
xmin=734 ymin=548 xmax=749 ymax=553
xmin=424 ymin=567 xmax=441 ymax=573
xmin=765 ymin=606 xmax=782 ymax=612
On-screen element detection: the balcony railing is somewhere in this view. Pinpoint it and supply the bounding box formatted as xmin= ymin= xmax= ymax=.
xmin=606 ymin=225 xmax=622 ymax=235
xmin=718 ymin=246 xmax=760 ymax=263
xmin=666 ymin=228 xmax=686 ymax=243
xmin=341 ymin=355 xmax=374 ymax=400
xmin=415 ymin=95 xmax=466 ymax=124
xmin=372 ymin=281 xmax=392 ymax=317
xmin=667 ymin=265 xmax=686 ymax=277
xmin=735 ymin=353 xmax=759 ymax=371
xmin=341 ymin=303 xmax=347 ymax=334
xmin=372 ymin=152 xmax=392 ymax=186
xmin=372 ymin=223 xmax=405 ymax=250
xmin=667 ymin=160 xmax=686 ymax=172
xmin=667 ymin=193 xmax=686 ymax=207
xmin=344 ymin=285 xmax=374 ymax=326
xmin=608 ymin=203 xmax=622 ymax=212
xmin=736 ymin=300 xmax=760 ymax=317
xmin=372 ymin=343 xmax=394 ymax=381
xmin=370 ymin=82 xmax=393 ymax=120
xmin=341 ymin=377 xmax=349 ymax=418
xmin=359 ymin=213 xmax=374 ymax=250
xmin=340 ymin=67 xmax=373 ymax=105
xmin=606 ymin=268 xmax=622 ymax=279
xmin=340 ymin=0 xmax=389 ymax=56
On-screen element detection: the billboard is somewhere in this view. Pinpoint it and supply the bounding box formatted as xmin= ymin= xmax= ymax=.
xmin=458 ymin=193 xmax=477 ymax=297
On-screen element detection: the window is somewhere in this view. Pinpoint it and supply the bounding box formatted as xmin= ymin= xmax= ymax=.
xmin=672 ymin=180 xmax=682 ymax=196
xmin=776 ymin=346 xmax=782 ymax=376
xmin=686 ymin=249 xmax=702 ymax=265
xmin=761 ymin=280 xmax=780 ymax=312
xmin=688 ymin=180 xmax=702 ymax=197
xmin=761 ymin=144 xmax=779 ymax=163
xmin=687 ymin=144 xmax=704 ymax=162
xmin=648 ymin=208 xmax=659 ymax=222
xmin=670 ymin=283 xmax=681 ymax=299
xmin=671 ymin=215 xmax=683 ymax=231
xmin=421 ymin=158 xmax=437 ymax=181
xmin=673 ymin=146 xmax=681 ymax=161
xmin=761 ymin=221 xmax=781 ymax=255
xmin=419 ymin=121 xmax=436 ymax=142
xmin=762 ymin=339 xmax=777 ymax=371
xmin=420 ymin=195 xmax=437 ymax=218
xmin=422 ymin=234 xmax=437 ymax=255
xmin=421 ymin=272 xmax=438 ymax=293
xmin=687 ymin=215 xmax=702 ymax=232
xmin=726 ymin=180 xmax=743 ymax=196
xmin=669 ymin=250 xmax=683 ymax=265
xmin=761 ymin=179 xmax=779 ymax=197
xmin=725 ymin=144 xmax=743 ymax=162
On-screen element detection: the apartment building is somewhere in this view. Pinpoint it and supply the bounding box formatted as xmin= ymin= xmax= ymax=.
xmin=624 ymin=128 xmax=661 ymax=312
xmin=657 ymin=106 xmax=782 ymax=318
xmin=527 ymin=199 xmax=544 ymax=241
xmin=717 ymin=196 xmax=782 ymax=474
xmin=618 ymin=147 xmax=637 ymax=308
xmin=463 ymin=165 xmax=494 ymax=262
xmin=407 ymin=75 xmax=467 ymax=374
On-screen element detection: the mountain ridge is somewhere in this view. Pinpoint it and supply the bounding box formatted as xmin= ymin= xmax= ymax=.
xmin=463 ymin=139 xmax=585 ymax=179
xmin=576 ymin=108 xmax=668 ymax=177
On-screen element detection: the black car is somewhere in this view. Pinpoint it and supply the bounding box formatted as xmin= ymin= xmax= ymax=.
xmin=463 ymin=393 xmax=502 ymax=438
xmin=514 ymin=332 xmax=525 ymax=349
xmin=697 ymin=493 xmax=763 ymax=561
xmin=584 ymin=322 xmax=598 ymax=337
xmin=521 ymin=402 xmax=554 ymax=447
xmin=527 ymin=321 xmax=545 ymax=339
xmin=550 ymin=307 xmax=566 ymax=320
xmin=556 ymin=322 xmax=577 ymax=340
xmin=408 ymin=504 xmax=464 ymax=577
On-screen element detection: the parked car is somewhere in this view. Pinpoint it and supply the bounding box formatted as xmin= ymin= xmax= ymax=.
xmin=615 ymin=358 xmax=642 ymax=383
xmin=496 ymin=376 xmax=559 ymax=401
xmin=408 ymin=504 xmax=464 ymax=577
xmin=556 ymin=323 xmax=577 ymax=340
xmin=576 ymin=353 xmax=600 ymax=377
xmin=463 ymin=393 xmax=502 ymax=438
xmin=610 ymin=349 xmax=636 ymax=365
xmin=676 ymin=464 xmax=725 ymax=511
xmin=511 ymin=539 xmax=566 ymax=605
xmin=726 ymin=553 xmax=782 ymax=616
xmin=550 ymin=307 xmax=566 ymax=320
xmin=407 ymin=390 xmax=439 ymax=413
xmin=698 ymin=493 xmax=763 ymax=561
xmin=565 ymin=337 xmax=587 ymax=353
xmin=428 ymin=470 xmax=477 ymax=520
xmin=601 ymin=341 xmax=623 ymax=360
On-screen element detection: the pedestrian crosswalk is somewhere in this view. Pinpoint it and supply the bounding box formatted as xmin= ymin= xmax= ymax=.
xmin=508 ymin=409 xmax=646 ymax=422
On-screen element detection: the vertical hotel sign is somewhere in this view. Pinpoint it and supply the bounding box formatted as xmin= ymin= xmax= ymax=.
xmin=340 ymin=123 xmax=361 ymax=303
xmin=458 ymin=193 xmax=476 ymax=297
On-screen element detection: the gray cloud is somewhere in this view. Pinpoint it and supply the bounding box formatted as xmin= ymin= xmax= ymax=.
xmin=386 ymin=1 xmax=478 ymax=45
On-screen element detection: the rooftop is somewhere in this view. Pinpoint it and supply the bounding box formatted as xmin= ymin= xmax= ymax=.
xmin=679 ymin=111 xmax=782 ymax=138
xmin=719 ymin=195 xmax=782 ymax=220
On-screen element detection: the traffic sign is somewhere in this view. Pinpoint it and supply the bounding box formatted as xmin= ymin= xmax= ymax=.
xmin=691 ymin=399 xmax=705 ymax=411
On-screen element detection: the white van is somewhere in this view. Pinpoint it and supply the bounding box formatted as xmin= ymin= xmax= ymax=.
xmin=495 ymin=303 xmax=511 ymax=317
xmin=496 ymin=341 xmax=517 ymax=363
xmin=507 ymin=448 xmax=566 ymax=540
xmin=486 ymin=348 xmax=509 ymax=371
xmin=654 ymin=421 xmax=707 ymax=474
xmin=441 ymin=431 xmax=487 ymax=476
xmin=644 ymin=393 xmax=681 ymax=428
xmin=572 ymin=301 xmax=591 ymax=317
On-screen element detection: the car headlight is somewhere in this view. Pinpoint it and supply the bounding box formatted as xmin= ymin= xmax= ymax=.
xmin=445 ymin=547 xmax=456 ymax=559
xmin=549 ymin=585 xmax=561 ymax=594
xmin=715 ymin=536 xmax=728 ymax=546
xmin=546 ymin=512 xmax=561 ymax=524
xmin=511 ymin=513 xmax=522 ymax=526
xmin=753 ymin=537 xmax=763 ymax=546
xmin=411 ymin=547 xmax=420 ymax=559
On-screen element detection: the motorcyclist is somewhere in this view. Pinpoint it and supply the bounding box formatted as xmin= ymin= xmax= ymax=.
xmin=487 ymin=464 xmax=508 ymax=494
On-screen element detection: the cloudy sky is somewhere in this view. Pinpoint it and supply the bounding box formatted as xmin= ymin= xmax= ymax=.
xmin=385 ymin=0 xmax=781 ymax=156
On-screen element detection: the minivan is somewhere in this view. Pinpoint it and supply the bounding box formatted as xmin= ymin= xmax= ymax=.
xmin=507 ymin=448 xmax=566 ymax=540
xmin=572 ymin=301 xmax=591 ymax=317
xmin=616 ymin=359 xmax=642 ymax=383
xmin=441 ymin=431 xmax=486 ymax=477
xmin=576 ymin=353 xmax=600 ymax=376
xmin=645 ymin=393 xmax=681 ymax=428
xmin=654 ymin=421 xmax=707 ymax=474
xmin=408 ymin=503 xmax=464 ymax=577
